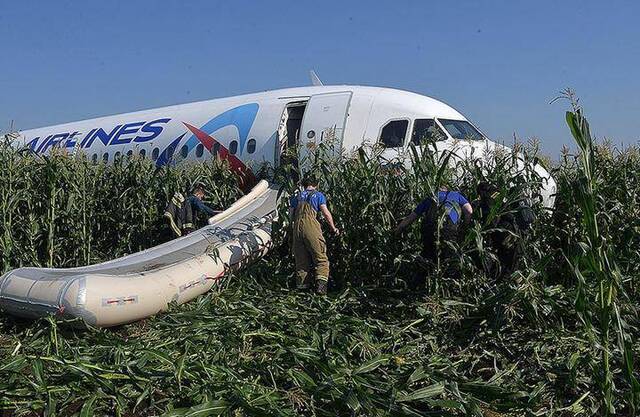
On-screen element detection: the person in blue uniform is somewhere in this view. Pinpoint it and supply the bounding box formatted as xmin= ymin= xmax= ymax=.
xmin=395 ymin=186 xmax=473 ymax=268
xmin=164 ymin=183 xmax=220 ymax=238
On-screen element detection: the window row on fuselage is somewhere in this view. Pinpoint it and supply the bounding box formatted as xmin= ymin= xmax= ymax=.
xmin=87 ymin=138 xmax=258 ymax=163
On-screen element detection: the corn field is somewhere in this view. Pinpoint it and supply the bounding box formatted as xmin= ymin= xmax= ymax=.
xmin=0 ymin=101 xmax=639 ymax=416
xmin=0 ymin=150 xmax=242 ymax=271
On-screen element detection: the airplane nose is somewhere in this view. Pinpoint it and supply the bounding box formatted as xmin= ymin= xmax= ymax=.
xmin=427 ymin=139 xmax=557 ymax=208
xmin=481 ymin=140 xmax=557 ymax=208
xmin=472 ymin=140 xmax=557 ymax=208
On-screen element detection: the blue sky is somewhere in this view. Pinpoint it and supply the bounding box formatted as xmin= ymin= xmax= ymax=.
xmin=0 ymin=1 xmax=638 ymax=156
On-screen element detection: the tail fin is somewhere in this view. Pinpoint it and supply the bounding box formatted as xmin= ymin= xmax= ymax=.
xmin=309 ymin=70 xmax=323 ymax=86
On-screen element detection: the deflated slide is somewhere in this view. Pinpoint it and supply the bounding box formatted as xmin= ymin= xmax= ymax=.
xmin=0 ymin=180 xmax=279 ymax=327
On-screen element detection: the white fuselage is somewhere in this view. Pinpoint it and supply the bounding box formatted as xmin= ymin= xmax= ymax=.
xmin=13 ymin=85 xmax=556 ymax=204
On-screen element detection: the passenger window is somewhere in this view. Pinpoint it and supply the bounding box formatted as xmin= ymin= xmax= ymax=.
xmin=167 ymin=145 xmax=175 ymax=159
xmin=139 ymin=149 xmax=146 ymax=159
xmin=180 ymin=145 xmax=188 ymax=158
xmin=229 ymin=140 xmax=238 ymax=155
xmin=213 ymin=142 xmax=221 ymax=156
xmin=114 ymin=151 xmax=121 ymax=160
xmin=195 ymin=143 xmax=204 ymax=158
xmin=126 ymin=150 xmax=133 ymax=158
xmin=91 ymin=154 xmax=98 ymax=163
xmin=412 ymin=119 xmax=446 ymax=145
xmin=102 ymin=153 xmax=109 ymax=163
xmin=379 ymin=120 xmax=408 ymax=148
xmin=247 ymin=138 xmax=256 ymax=154
xmin=152 ymin=147 xmax=159 ymax=160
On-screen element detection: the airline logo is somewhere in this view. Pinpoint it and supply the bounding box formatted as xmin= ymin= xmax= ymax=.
xmin=26 ymin=119 xmax=171 ymax=154
xmin=156 ymin=103 xmax=259 ymax=168
xmin=22 ymin=103 xmax=260 ymax=174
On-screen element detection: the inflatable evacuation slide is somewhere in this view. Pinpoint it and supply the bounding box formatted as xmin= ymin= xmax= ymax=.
xmin=0 ymin=180 xmax=278 ymax=327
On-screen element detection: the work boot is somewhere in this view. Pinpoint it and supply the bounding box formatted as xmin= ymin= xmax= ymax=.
xmin=315 ymin=277 xmax=328 ymax=295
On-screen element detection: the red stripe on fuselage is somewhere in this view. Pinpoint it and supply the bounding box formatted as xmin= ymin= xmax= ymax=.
xmin=183 ymin=122 xmax=250 ymax=173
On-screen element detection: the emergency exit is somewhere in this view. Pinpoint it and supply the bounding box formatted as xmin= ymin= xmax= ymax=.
xmin=299 ymin=91 xmax=352 ymax=162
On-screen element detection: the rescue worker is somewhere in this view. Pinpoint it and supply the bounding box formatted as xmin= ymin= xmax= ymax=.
xmin=289 ymin=175 xmax=339 ymax=295
xmin=475 ymin=181 xmax=498 ymax=225
xmin=164 ymin=183 xmax=220 ymax=239
xmin=394 ymin=186 xmax=472 ymax=276
xmin=475 ymin=181 xmax=532 ymax=276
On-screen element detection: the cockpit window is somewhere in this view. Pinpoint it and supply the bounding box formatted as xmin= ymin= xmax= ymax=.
xmin=379 ymin=120 xmax=408 ymax=148
xmin=438 ymin=119 xmax=484 ymax=141
xmin=411 ymin=119 xmax=446 ymax=145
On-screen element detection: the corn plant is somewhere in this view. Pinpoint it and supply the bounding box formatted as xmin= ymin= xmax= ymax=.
xmin=559 ymin=90 xmax=639 ymax=415
xmin=0 ymin=142 xmax=241 ymax=271
xmin=1 ymin=100 xmax=639 ymax=416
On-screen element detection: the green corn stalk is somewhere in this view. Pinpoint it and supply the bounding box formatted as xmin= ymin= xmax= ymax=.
xmin=0 ymin=106 xmax=639 ymax=415
xmin=80 ymin=155 xmax=91 ymax=265
xmin=562 ymin=90 xmax=639 ymax=414
xmin=46 ymin=180 xmax=57 ymax=268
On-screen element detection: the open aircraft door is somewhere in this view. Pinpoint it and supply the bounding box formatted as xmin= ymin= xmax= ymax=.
xmin=298 ymin=91 xmax=352 ymax=166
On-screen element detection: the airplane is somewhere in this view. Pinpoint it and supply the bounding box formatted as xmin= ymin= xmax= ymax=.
xmin=9 ymin=81 xmax=557 ymax=206
xmin=1 ymin=81 xmax=559 ymax=326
